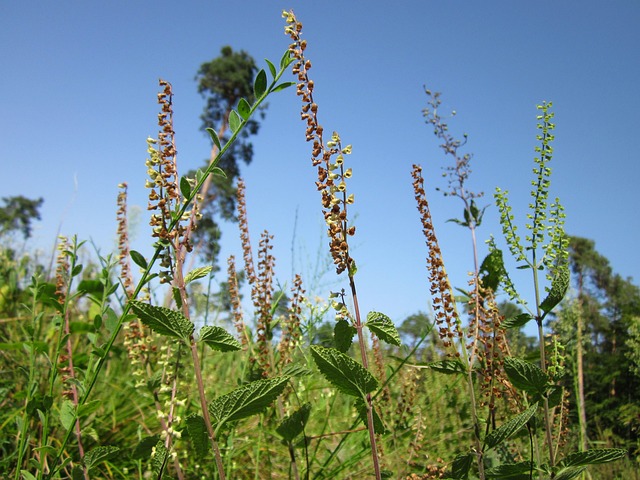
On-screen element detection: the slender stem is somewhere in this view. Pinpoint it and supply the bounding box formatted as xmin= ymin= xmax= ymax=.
xmin=348 ymin=274 xmax=381 ymax=480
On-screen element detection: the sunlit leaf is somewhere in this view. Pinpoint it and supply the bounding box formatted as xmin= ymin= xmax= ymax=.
xmin=184 ymin=266 xmax=213 ymax=285
xmin=559 ymin=448 xmax=627 ymax=467
xmin=484 ymin=403 xmax=538 ymax=451
xmin=198 ymin=325 xmax=241 ymax=352
xmin=504 ymin=357 xmax=548 ymax=396
xmin=130 ymin=250 xmax=147 ymax=269
xmin=540 ymin=264 xmax=570 ymax=314
xmin=229 ymin=110 xmax=241 ymax=133
xmin=310 ymin=345 xmax=377 ymax=398
xmin=334 ymin=319 xmax=355 ymax=353
xmin=206 ymin=127 xmax=221 ymax=150
xmin=130 ymin=301 xmax=193 ymax=341
xmin=276 ymin=403 xmax=311 ymax=441
xmin=237 ymin=98 xmax=251 ymax=120
xmin=366 ymin=311 xmax=401 ymax=346
xmin=83 ymin=446 xmax=119 ymax=471
xmin=253 ymin=69 xmax=267 ymax=98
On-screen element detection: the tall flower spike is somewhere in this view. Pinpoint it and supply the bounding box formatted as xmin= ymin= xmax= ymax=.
xmin=116 ymin=183 xmax=135 ymax=298
xmin=284 ymin=10 xmax=356 ymax=275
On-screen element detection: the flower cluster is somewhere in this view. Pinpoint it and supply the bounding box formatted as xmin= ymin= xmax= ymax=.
xmin=227 ymin=255 xmax=247 ymax=347
xmin=116 ymin=182 xmax=135 ymax=298
xmin=411 ymin=165 xmax=463 ymax=351
xmin=284 ymin=10 xmax=356 ymax=275
xmin=278 ymin=274 xmax=305 ymax=365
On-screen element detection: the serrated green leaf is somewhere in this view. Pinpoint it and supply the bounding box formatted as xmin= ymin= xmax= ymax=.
xmin=265 ymin=58 xmax=277 ymax=78
xmin=484 ymin=403 xmax=538 ymax=451
xmin=254 ymin=69 xmax=267 ymax=98
xmin=334 ymin=319 xmax=356 ymax=353
xmin=540 ymin=264 xmax=570 ymax=314
xmin=60 ymin=400 xmax=75 ymax=431
xmin=130 ymin=250 xmax=147 ymax=269
xmin=560 ymin=448 xmax=627 ymax=467
xmin=354 ymin=398 xmax=387 ymax=434
xmin=185 ymin=414 xmax=208 ymax=459
xmin=485 ymin=461 xmax=534 ymax=478
xmin=450 ymin=452 xmax=473 ymax=479
xmin=206 ymin=127 xmax=221 ymax=150
xmin=310 ymin=345 xmax=377 ymax=398
xmin=83 ymin=446 xmax=119 ymax=471
xmin=502 ymin=313 xmax=534 ymax=329
xmin=271 ymin=81 xmax=296 ymax=93
xmin=504 ymin=357 xmax=548 ymax=395
xmin=184 ymin=266 xmax=213 ymax=285
xmin=77 ymin=400 xmax=101 ymax=419
xmin=229 ymin=110 xmax=241 ymax=133
xmin=198 ymin=325 xmax=241 ymax=352
xmin=276 ymin=403 xmax=311 ymax=441
xmin=209 ymin=376 xmax=289 ymax=429
xmin=130 ymin=301 xmax=193 ymax=340
xmin=553 ymin=466 xmax=588 ymax=480
xmin=427 ymin=359 xmax=466 ymax=375
xmin=237 ymin=98 xmax=251 ymax=120
xmin=366 ymin=311 xmax=401 ymax=346
xmin=179 ymin=176 xmax=191 ymax=199
xmin=281 ymin=363 xmax=313 ymax=377
xmin=150 ymin=440 xmax=169 ymax=475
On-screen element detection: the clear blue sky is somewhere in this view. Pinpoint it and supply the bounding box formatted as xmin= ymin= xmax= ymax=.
xmin=2 ymin=1 xmax=639 ymax=328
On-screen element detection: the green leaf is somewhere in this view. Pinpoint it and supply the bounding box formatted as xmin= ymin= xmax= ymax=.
xmin=150 ymin=440 xmax=169 ymax=475
xmin=71 ymin=264 xmax=83 ymax=277
xmin=60 ymin=400 xmax=75 ymax=431
xmin=279 ymin=48 xmax=292 ymax=68
xmin=450 ymin=452 xmax=473 ymax=479
xmin=77 ymin=400 xmax=101 ymax=419
xmin=209 ymin=376 xmax=289 ymax=429
xmin=130 ymin=250 xmax=147 ymax=269
xmin=206 ymin=127 xmax=221 ymax=150
xmin=130 ymin=300 xmax=193 ymax=340
xmin=485 ymin=461 xmax=534 ymax=478
xmin=271 ymin=81 xmax=296 ymax=93
xmin=184 ymin=266 xmax=213 ymax=285
xmin=501 ymin=313 xmax=534 ymax=329
xmin=83 ymin=446 xmax=119 ymax=471
xmin=310 ymin=345 xmax=378 ymax=398
xmin=132 ymin=435 xmax=160 ymax=460
xmin=20 ymin=471 xmax=37 ymax=480
xmin=484 ymin=403 xmax=538 ymax=451
xmin=185 ymin=414 xmax=208 ymax=459
xmin=540 ymin=264 xmax=570 ymax=314
xmin=237 ymin=98 xmax=251 ymax=120
xmin=560 ymin=448 xmax=627 ymax=467
xmin=281 ymin=363 xmax=313 ymax=378
xmin=228 ymin=110 xmax=242 ymax=133
xmin=276 ymin=403 xmax=311 ymax=441
xmin=427 ymin=359 xmax=466 ymax=375
xmin=504 ymin=357 xmax=548 ymax=396
xmin=553 ymin=466 xmax=588 ymax=480
xmin=265 ymin=58 xmax=277 ymax=78
xmin=198 ymin=325 xmax=241 ymax=352
xmin=180 ymin=176 xmax=191 ymax=199
xmin=354 ymin=398 xmax=387 ymax=434
xmin=212 ymin=166 xmax=227 ymax=178
xmin=254 ymin=69 xmax=267 ymax=98
xmin=334 ymin=319 xmax=356 ymax=353
xmin=366 ymin=311 xmax=401 ymax=346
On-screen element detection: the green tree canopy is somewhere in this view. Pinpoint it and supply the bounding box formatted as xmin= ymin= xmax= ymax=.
xmin=0 ymin=195 xmax=44 ymax=240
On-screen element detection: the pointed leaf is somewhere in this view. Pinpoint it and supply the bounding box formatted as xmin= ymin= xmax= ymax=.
xmin=237 ymin=98 xmax=251 ymax=120
xmin=209 ymin=376 xmax=289 ymax=428
xmin=484 ymin=403 xmax=538 ymax=451
xmin=334 ymin=319 xmax=356 ymax=352
xmin=427 ymin=359 xmax=466 ymax=375
xmin=130 ymin=250 xmax=147 ymax=269
xmin=560 ymin=448 xmax=627 ymax=467
xmin=265 ymin=58 xmax=277 ymax=78
xmin=450 ymin=452 xmax=473 ymax=479
xmin=504 ymin=357 xmax=548 ymax=395
xmin=271 ymin=81 xmax=296 ymax=93
xmin=228 ymin=110 xmax=241 ymax=133
xmin=179 ymin=176 xmax=191 ymax=199
xmin=184 ymin=266 xmax=213 ymax=285
xmin=212 ymin=166 xmax=227 ymax=178
xmin=366 ymin=311 xmax=401 ymax=346
xmin=281 ymin=363 xmax=313 ymax=378
xmin=279 ymin=48 xmax=293 ymax=68
xmin=253 ymin=69 xmax=267 ymax=98
xmin=83 ymin=446 xmax=119 ymax=471
xmin=198 ymin=325 xmax=241 ymax=352
xmin=310 ymin=345 xmax=377 ymax=398
xmin=60 ymin=400 xmax=75 ymax=431
xmin=502 ymin=313 xmax=533 ymax=329
xmin=355 ymin=398 xmax=387 ymax=434
xmin=130 ymin=300 xmax=194 ymax=340
xmin=206 ymin=127 xmax=221 ymax=150
xmin=554 ymin=466 xmax=588 ymax=480
xmin=276 ymin=403 xmax=311 ymax=441
xmin=185 ymin=414 xmax=208 ymax=459
xmin=150 ymin=440 xmax=169 ymax=475
xmin=77 ymin=400 xmax=101 ymax=419
xmin=540 ymin=264 xmax=570 ymax=313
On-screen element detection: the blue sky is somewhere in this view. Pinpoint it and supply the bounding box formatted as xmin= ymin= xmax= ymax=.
xmin=2 ymin=1 xmax=639 ymax=329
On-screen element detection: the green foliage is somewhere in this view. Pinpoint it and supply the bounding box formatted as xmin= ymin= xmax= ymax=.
xmin=365 ymin=311 xmax=401 ymax=346
xmin=310 ymin=345 xmax=378 ymax=398
xmin=130 ymin=300 xmax=194 ymax=341
xmin=0 ymin=195 xmax=43 ymax=239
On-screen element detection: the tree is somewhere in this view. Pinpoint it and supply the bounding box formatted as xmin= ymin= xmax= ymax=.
xmin=0 ymin=196 xmax=43 ymax=240
xmin=190 ymin=46 xmax=266 ymax=267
